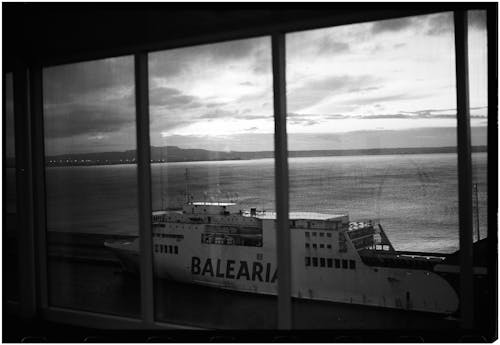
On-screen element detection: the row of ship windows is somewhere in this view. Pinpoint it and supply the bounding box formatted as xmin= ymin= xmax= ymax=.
xmin=305 ymin=231 xmax=332 ymax=238
xmin=154 ymin=244 xmax=179 ymax=254
xmin=305 ymin=257 xmax=356 ymax=270
xmin=306 ymin=243 xmax=332 ymax=249
xmin=152 ymin=232 xmax=185 ymax=239
xmin=153 ymin=224 xmax=198 ymax=230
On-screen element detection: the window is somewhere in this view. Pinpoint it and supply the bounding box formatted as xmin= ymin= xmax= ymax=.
xmin=288 ymin=12 xmax=458 ymax=251
xmin=468 ymin=10 xmax=488 ymax=244
xmin=4 ymin=5 xmax=492 ymax=335
xmin=4 ymin=72 xmax=18 ymax=301
xmin=43 ymin=56 xmax=140 ymax=317
xmin=149 ymin=36 xmax=276 ymax=328
xmin=312 ymin=244 xmax=317 ymax=249
xmin=312 ymin=257 xmax=318 ymax=267
xmin=287 ymin=12 xmax=461 ymax=328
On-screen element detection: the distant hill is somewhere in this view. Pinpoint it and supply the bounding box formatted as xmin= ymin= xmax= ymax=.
xmin=41 ymin=145 xmax=488 ymax=167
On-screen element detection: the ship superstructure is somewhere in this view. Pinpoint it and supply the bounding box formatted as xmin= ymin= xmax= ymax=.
xmin=105 ymin=201 xmax=460 ymax=314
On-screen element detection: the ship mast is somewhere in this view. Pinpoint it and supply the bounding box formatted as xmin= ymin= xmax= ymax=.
xmin=185 ymin=168 xmax=191 ymax=204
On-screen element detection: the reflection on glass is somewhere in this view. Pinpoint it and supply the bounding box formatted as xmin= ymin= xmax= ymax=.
xmin=468 ymin=10 xmax=489 ymax=326
xmin=4 ymin=73 xmax=19 ymax=301
xmin=287 ymin=13 xmax=461 ymax=328
xmin=468 ymin=10 xmax=488 ymax=243
xmin=148 ymin=37 xmax=277 ymax=328
xmin=43 ymin=57 xmax=140 ymax=316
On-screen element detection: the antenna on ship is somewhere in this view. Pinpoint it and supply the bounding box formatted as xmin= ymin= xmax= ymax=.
xmin=160 ymin=146 xmax=166 ymax=210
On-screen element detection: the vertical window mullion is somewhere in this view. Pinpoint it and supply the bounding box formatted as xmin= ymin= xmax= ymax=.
xmin=453 ymin=10 xmax=474 ymax=329
xmin=13 ymin=66 xmax=37 ymax=318
xmin=486 ymin=7 xmax=498 ymax=333
xmin=30 ymin=65 xmax=49 ymax=310
xmin=272 ymin=33 xmax=292 ymax=330
xmin=134 ymin=52 xmax=155 ymax=325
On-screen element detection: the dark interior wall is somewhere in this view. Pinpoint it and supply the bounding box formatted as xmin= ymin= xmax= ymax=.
xmin=3 ymin=3 xmax=485 ymax=70
xmin=2 ymin=4 xmax=332 ymax=68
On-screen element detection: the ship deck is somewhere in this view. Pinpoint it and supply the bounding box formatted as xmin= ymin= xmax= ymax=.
xmin=251 ymin=211 xmax=346 ymax=220
xmin=358 ymin=249 xmax=447 ymax=270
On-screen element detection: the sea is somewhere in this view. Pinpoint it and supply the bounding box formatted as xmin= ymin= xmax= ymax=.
xmin=37 ymin=152 xmax=488 ymax=254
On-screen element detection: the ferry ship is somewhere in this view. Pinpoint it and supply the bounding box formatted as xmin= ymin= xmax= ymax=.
xmin=104 ymin=200 xmax=470 ymax=315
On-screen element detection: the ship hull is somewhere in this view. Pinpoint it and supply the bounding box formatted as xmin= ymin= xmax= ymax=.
xmin=105 ymin=203 xmax=459 ymax=315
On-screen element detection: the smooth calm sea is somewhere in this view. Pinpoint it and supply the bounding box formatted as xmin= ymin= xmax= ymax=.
xmin=43 ymin=152 xmax=488 ymax=253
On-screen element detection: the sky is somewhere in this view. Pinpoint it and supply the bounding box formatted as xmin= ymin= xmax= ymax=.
xmin=40 ymin=11 xmax=488 ymax=156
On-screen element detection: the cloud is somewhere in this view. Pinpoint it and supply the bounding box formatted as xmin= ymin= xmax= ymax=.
xmin=425 ymin=12 xmax=454 ymax=36
xmin=288 ymin=74 xmax=378 ymax=112
xmin=346 ymin=86 xmax=380 ymax=93
xmin=198 ymin=109 xmax=234 ymax=119
xmin=317 ymin=37 xmax=350 ymax=55
xmin=42 ymin=57 xmax=138 ymax=141
xmin=238 ymin=114 xmax=273 ymax=120
xmin=149 ymin=86 xmax=205 ymax=108
xmin=287 ymin=113 xmax=328 ymax=126
xmin=208 ymin=38 xmax=264 ymax=61
xmin=287 ymin=107 xmax=488 ymax=123
xmin=44 ymin=104 xmax=135 ymax=139
xmin=371 ymin=16 xmax=415 ymax=34
xmin=370 ymin=12 xmax=455 ymax=37
xmin=150 ymin=115 xmax=195 ymax=135
xmin=149 ymin=37 xmax=270 ymax=79
xmin=468 ymin=10 xmax=487 ymax=31
xmin=336 ymin=92 xmax=411 ymax=106
xmin=288 ymin=118 xmax=320 ymax=126
xmin=43 ymin=57 xmax=134 ymax=106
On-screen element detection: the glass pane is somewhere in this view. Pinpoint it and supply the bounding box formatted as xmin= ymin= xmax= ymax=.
xmin=468 ymin=9 xmax=489 ymax=327
xmin=4 ymin=72 xmax=18 ymax=301
xmin=43 ymin=57 xmax=140 ymax=316
xmin=149 ymin=37 xmax=277 ymax=328
xmin=468 ymin=10 xmax=488 ymax=242
xmin=287 ymin=13 xmax=461 ymax=328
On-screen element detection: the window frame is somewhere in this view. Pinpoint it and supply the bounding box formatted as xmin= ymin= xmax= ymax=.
xmin=8 ymin=4 xmax=494 ymax=333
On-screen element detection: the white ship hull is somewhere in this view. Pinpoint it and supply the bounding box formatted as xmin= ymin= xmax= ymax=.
xmin=105 ymin=202 xmax=459 ymax=315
